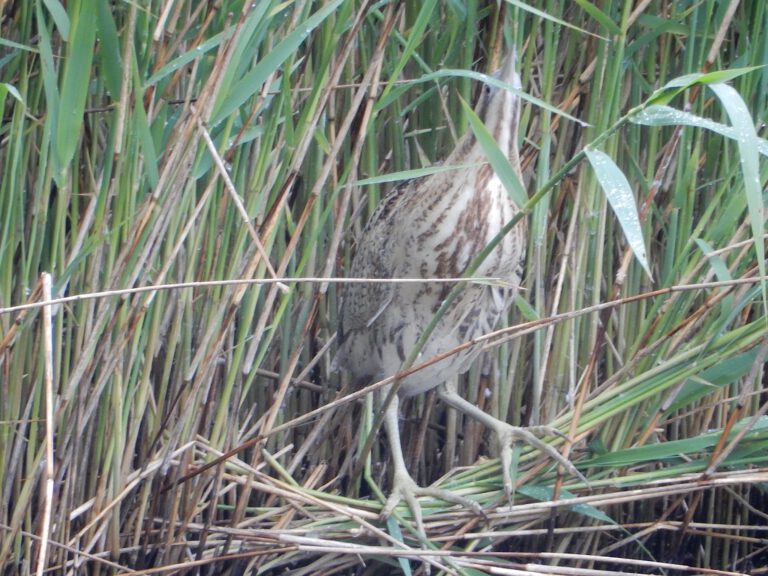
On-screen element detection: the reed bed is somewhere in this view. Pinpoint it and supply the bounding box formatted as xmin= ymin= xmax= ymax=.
xmin=1 ymin=1 xmax=766 ymax=574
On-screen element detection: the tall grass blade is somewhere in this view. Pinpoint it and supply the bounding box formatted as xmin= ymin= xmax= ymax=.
xmin=378 ymin=0 xmax=437 ymax=102
xmin=505 ymin=0 xmax=607 ymax=38
xmin=144 ymin=28 xmax=235 ymax=88
xmin=352 ymin=163 xmax=483 ymax=186
xmin=95 ymin=2 xmax=123 ymax=97
xmin=707 ymin=82 xmax=767 ymax=308
xmin=55 ymin=0 xmax=96 ymax=180
xmin=648 ymin=66 xmax=764 ymax=106
xmin=632 ymin=104 xmax=768 ymax=156
xmin=585 ymin=148 xmax=651 ymax=277
xmin=572 ymin=0 xmax=622 ymax=34
xmin=42 ymin=0 xmax=70 ymax=39
xmin=211 ymin=0 xmax=345 ymax=125
xmin=460 ymin=96 xmax=527 ymax=208
xmin=0 ymin=82 xmax=22 ymax=107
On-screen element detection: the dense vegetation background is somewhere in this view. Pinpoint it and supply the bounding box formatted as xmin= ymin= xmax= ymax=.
xmin=1 ymin=0 xmax=766 ymax=574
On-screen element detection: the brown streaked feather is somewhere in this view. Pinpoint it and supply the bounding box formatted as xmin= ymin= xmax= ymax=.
xmin=336 ymin=51 xmax=526 ymax=394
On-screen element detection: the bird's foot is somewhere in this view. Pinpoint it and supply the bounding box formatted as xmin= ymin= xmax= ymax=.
xmin=495 ymin=423 xmax=586 ymax=504
xmin=382 ymin=468 xmax=484 ymax=536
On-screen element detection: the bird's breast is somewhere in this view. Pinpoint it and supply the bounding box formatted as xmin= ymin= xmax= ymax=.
xmin=403 ymin=170 xmax=525 ymax=280
xmin=337 ymin=158 xmax=527 ymax=391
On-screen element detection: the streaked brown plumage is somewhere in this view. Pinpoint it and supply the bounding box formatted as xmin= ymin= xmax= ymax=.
xmin=336 ymin=50 xmax=577 ymax=531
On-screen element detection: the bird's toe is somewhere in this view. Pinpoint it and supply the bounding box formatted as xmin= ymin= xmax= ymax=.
xmin=382 ymin=471 xmax=485 ymax=536
xmin=496 ymin=424 xmax=585 ymax=487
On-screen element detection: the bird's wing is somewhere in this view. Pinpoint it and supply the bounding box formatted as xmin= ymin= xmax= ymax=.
xmin=338 ymin=231 xmax=397 ymax=342
xmin=337 ymin=183 xmax=411 ymax=345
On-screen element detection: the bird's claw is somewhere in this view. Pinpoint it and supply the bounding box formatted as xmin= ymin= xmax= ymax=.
xmin=496 ymin=424 xmax=586 ymax=504
xmin=382 ymin=470 xmax=485 ymax=536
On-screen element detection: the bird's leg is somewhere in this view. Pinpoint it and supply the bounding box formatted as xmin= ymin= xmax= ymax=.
xmin=436 ymin=381 xmax=584 ymax=504
xmin=380 ymin=388 xmax=483 ymax=535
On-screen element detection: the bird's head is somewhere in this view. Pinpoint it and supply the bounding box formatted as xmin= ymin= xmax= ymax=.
xmin=475 ymin=49 xmax=522 ymax=171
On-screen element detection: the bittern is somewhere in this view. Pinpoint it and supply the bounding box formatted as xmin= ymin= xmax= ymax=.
xmin=336 ymin=50 xmax=577 ymax=532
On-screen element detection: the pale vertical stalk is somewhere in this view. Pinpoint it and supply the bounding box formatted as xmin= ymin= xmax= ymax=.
xmin=530 ymin=1 xmax=559 ymax=425
xmin=35 ymin=273 xmax=55 ymax=576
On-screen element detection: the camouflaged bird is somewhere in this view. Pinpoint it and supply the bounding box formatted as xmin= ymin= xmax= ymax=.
xmin=336 ymin=49 xmax=579 ymax=533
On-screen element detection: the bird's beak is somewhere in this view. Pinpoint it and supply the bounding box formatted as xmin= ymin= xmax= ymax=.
xmin=498 ymin=49 xmax=521 ymax=91
xmin=480 ymin=48 xmax=522 ymax=171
